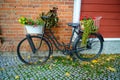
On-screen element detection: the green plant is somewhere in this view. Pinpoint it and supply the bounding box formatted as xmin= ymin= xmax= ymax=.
xmin=41 ymin=7 xmax=59 ymax=29
xmin=80 ymin=17 xmax=97 ymax=47
xmin=18 ymin=7 xmax=59 ymax=28
xmin=18 ymin=17 xmax=44 ymax=26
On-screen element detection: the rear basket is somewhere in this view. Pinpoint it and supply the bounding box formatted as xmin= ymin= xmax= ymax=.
xmin=80 ymin=16 xmax=102 ymax=31
xmin=93 ymin=16 xmax=102 ymax=29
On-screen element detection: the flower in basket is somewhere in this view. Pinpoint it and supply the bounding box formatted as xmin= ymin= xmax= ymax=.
xmin=80 ymin=16 xmax=98 ymax=47
xmin=80 ymin=16 xmax=97 ymax=32
xmin=18 ymin=16 xmax=45 ymax=34
xmin=18 ymin=16 xmax=44 ymax=26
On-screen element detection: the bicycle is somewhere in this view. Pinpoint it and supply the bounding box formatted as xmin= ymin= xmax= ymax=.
xmin=17 ymin=15 xmax=104 ymax=65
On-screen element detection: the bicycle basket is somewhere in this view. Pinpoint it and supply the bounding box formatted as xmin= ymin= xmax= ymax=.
xmin=93 ymin=16 xmax=102 ymax=29
xmin=80 ymin=16 xmax=102 ymax=32
xmin=24 ymin=25 xmax=44 ymax=34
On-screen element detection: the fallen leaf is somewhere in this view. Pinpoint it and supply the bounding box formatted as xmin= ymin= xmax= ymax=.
xmin=70 ymin=58 xmax=73 ymax=61
xmin=0 ymin=68 xmax=4 ymax=71
xmin=107 ymin=67 xmax=116 ymax=72
xmin=55 ymin=60 xmax=58 ymax=63
xmin=81 ymin=62 xmax=89 ymax=65
xmin=62 ymin=60 xmax=64 ymax=62
xmin=65 ymin=72 xmax=70 ymax=77
xmin=92 ymin=60 xmax=98 ymax=63
xmin=15 ymin=75 xmax=20 ymax=79
xmin=106 ymin=57 xmax=115 ymax=61
xmin=27 ymin=56 xmax=30 ymax=59
xmin=49 ymin=66 xmax=52 ymax=69
xmin=50 ymin=55 xmax=53 ymax=59
xmin=90 ymin=65 xmax=94 ymax=68
xmin=66 ymin=55 xmax=71 ymax=59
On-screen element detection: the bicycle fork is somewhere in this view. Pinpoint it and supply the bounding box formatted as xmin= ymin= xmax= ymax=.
xmin=26 ymin=34 xmax=36 ymax=53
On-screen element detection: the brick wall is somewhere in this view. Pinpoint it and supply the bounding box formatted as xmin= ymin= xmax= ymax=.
xmin=0 ymin=0 xmax=74 ymax=51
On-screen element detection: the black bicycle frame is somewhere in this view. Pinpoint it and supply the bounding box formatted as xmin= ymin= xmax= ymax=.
xmin=43 ymin=27 xmax=79 ymax=52
xmin=25 ymin=22 xmax=81 ymax=54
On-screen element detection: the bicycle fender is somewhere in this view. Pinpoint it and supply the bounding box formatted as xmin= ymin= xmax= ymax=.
xmin=96 ymin=33 xmax=104 ymax=42
xmin=72 ymin=35 xmax=81 ymax=50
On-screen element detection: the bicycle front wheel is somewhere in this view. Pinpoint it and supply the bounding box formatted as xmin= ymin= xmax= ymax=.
xmin=75 ymin=33 xmax=103 ymax=61
xmin=17 ymin=36 xmax=51 ymax=65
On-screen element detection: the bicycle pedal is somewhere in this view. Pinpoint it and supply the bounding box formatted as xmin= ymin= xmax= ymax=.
xmin=63 ymin=52 xmax=68 ymax=55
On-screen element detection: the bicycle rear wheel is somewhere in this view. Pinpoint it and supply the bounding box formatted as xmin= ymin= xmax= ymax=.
xmin=17 ymin=36 xmax=51 ymax=65
xmin=75 ymin=33 xmax=103 ymax=61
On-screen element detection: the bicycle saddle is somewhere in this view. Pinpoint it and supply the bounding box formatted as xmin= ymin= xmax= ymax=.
xmin=41 ymin=16 xmax=49 ymax=20
xmin=68 ymin=23 xmax=80 ymax=28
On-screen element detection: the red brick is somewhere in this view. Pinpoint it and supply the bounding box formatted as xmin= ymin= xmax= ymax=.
xmin=4 ymin=0 xmax=16 ymax=3
xmin=0 ymin=0 xmax=74 ymax=51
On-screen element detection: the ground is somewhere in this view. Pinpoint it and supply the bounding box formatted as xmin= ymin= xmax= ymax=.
xmin=0 ymin=52 xmax=120 ymax=80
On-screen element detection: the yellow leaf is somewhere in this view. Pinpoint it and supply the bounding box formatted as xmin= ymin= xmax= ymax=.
xmin=52 ymin=64 xmax=55 ymax=67
xmin=18 ymin=19 xmax=21 ymax=23
xmin=65 ymin=72 xmax=70 ymax=77
xmin=107 ymin=67 xmax=116 ymax=72
xmin=66 ymin=55 xmax=71 ymax=59
xmin=92 ymin=60 xmax=98 ymax=63
xmin=90 ymin=65 xmax=94 ymax=68
xmin=106 ymin=58 xmax=110 ymax=61
xmin=0 ymin=68 xmax=4 ymax=71
xmin=49 ymin=66 xmax=52 ymax=69
xmin=81 ymin=62 xmax=89 ymax=65
xmin=70 ymin=58 xmax=73 ymax=61
xmin=106 ymin=57 xmax=115 ymax=61
xmin=55 ymin=60 xmax=58 ymax=63
xmin=27 ymin=56 xmax=30 ymax=59
xmin=15 ymin=75 xmax=20 ymax=79
xmin=39 ymin=59 xmax=42 ymax=62
xmin=34 ymin=62 xmax=37 ymax=64
xmin=50 ymin=55 xmax=53 ymax=59
xmin=62 ymin=60 xmax=64 ymax=62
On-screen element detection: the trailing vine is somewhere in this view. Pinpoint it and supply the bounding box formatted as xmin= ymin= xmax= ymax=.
xmin=80 ymin=17 xmax=97 ymax=47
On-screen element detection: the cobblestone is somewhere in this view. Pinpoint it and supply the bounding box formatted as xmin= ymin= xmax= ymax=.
xmin=0 ymin=52 xmax=120 ymax=80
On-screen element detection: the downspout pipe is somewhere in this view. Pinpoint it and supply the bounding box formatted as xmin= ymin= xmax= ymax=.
xmin=72 ymin=0 xmax=82 ymax=41
xmin=73 ymin=0 xmax=81 ymax=23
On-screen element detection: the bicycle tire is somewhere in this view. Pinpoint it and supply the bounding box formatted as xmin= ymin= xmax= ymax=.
xmin=17 ymin=36 xmax=51 ymax=65
xmin=75 ymin=33 xmax=103 ymax=61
